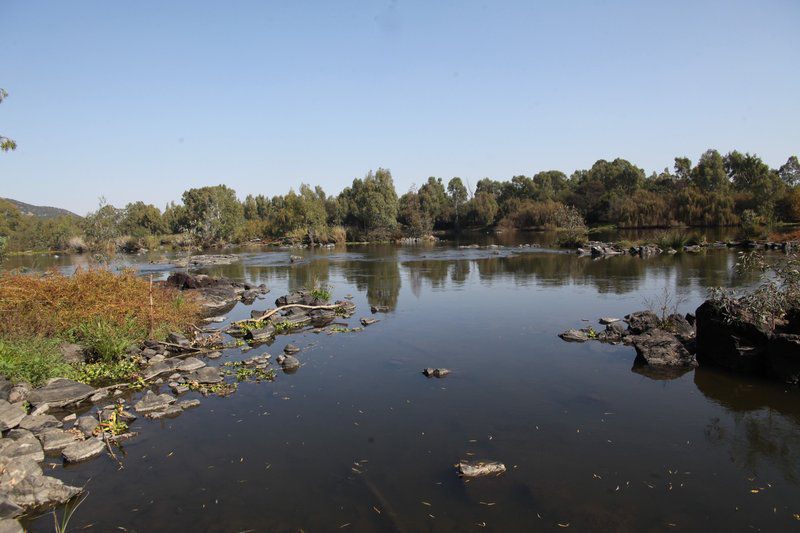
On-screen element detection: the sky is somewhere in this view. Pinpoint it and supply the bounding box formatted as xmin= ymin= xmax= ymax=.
xmin=1 ymin=0 xmax=798 ymax=215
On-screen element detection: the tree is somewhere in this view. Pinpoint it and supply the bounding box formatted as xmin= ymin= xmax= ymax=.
xmin=418 ymin=177 xmax=450 ymax=228
xmin=674 ymin=157 xmax=692 ymax=182
xmin=181 ymin=185 xmax=244 ymax=245
xmin=120 ymin=201 xmax=166 ymax=237
xmin=533 ymin=170 xmax=568 ymax=200
xmin=83 ymin=198 xmax=122 ymax=246
xmin=691 ymin=149 xmax=729 ymax=192
xmin=0 ymin=89 xmax=17 ymax=152
xmin=447 ymin=177 xmax=468 ymax=227
xmin=338 ymin=168 xmax=399 ymax=233
xmin=779 ymin=156 xmax=800 ymax=187
xmin=467 ymin=191 xmax=498 ymax=226
xmin=398 ymin=188 xmax=432 ymax=236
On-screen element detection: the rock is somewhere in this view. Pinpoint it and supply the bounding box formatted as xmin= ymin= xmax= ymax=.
xmin=0 ymin=495 xmax=23 ymax=519
xmin=360 ymin=317 xmax=378 ymax=326
xmin=0 ymin=433 xmax=44 ymax=463
xmin=0 ymin=455 xmax=81 ymax=512
xmin=241 ymin=289 xmax=259 ymax=304
xmin=89 ymin=390 xmax=109 ymax=403
xmin=625 ymin=311 xmax=660 ymax=335
xmin=590 ymin=244 xmax=623 ymax=257
xmin=422 ymin=368 xmax=450 ymax=378
xmin=695 ymin=300 xmax=770 ymax=374
xmin=74 ymin=416 xmax=99 ymax=437
xmin=289 ymin=255 xmax=303 ymax=263
xmin=275 ymin=289 xmax=322 ymax=307
xmin=187 ymin=367 xmax=223 ymax=384
xmin=665 ymin=313 xmax=695 ymax=338
xmin=148 ymin=354 xmax=166 ymax=364
xmin=283 ymin=344 xmax=300 ymax=355
xmin=280 ymin=355 xmax=300 ymax=371
xmin=0 ymin=401 xmax=26 ymax=431
xmin=166 ymin=332 xmax=191 ymax=348
xmin=62 ymin=413 xmax=76 ymax=422
xmin=26 ymin=379 xmax=95 ymax=408
xmin=171 ymin=384 xmax=190 ymax=394
xmin=0 ymin=518 xmax=23 ymax=532
xmin=7 ymin=384 xmax=29 ymax=405
xmin=457 ymin=460 xmax=506 ymax=478
xmin=630 ymin=330 xmax=698 ymax=367
xmin=29 ymin=403 xmax=49 ymax=416
xmin=142 ymin=359 xmax=181 ymax=380
xmin=766 ymin=334 xmax=800 ymax=384
xmin=558 ymin=328 xmax=589 ymax=342
xmin=177 ymin=357 xmax=206 ymax=372
xmin=58 ymin=342 xmax=86 ymax=364
xmin=207 ymin=351 xmax=222 ymax=359
xmin=62 ymin=438 xmax=105 ymax=463
xmin=38 ymin=428 xmax=82 ymax=453
xmin=371 ymin=305 xmax=389 ymax=313
xmin=178 ymin=399 xmax=200 ymax=410
xmin=146 ymin=405 xmax=183 ymax=420
xmin=0 ymin=378 xmax=10 ymax=402
xmin=17 ymin=415 xmax=61 ymax=435
xmin=599 ymin=317 xmax=621 ymax=325
xmin=133 ymin=391 xmax=176 ymax=414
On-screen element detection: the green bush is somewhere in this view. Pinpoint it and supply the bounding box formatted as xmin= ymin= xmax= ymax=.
xmin=0 ymin=337 xmax=74 ymax=386
xmin=72 ymin=360 xmax=139 ymax=386
xmin=70 ymin=317 xmax=145 ymax=362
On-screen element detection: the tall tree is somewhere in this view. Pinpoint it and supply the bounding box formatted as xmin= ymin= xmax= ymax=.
xmin=691 ymin=149 xmax=729 ymax=192
xmin=779 ymin=156 xmax=800 ymax=187
xmin=447 ymin=177 xmax=468 ymax=227
xmin=182 ymin=185 xmax=244 ymax=245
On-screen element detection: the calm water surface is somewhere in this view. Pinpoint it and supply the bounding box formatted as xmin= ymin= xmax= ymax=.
xmin=11 ymin=236 xmax=800 ymax=532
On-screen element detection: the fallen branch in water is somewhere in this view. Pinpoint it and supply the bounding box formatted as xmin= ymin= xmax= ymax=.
xmin=232 ymin=304 xmax=346 ymax=326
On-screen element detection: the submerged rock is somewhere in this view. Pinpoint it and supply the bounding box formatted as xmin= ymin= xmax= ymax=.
xmin=360 ymin=317 xmax=378 ymax=326
xmin=457 ymin=460 xmax=506 ymax=478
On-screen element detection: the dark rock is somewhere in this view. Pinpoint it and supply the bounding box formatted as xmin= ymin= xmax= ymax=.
xmin=695 ymin=300 xmax=770 ymax=374
xmin=0 ymin=401 xmax=25 ymax=431
xmin=360 ymin=317 xmax=378 ymax=326
xmin=187 ymin=367 xmax=223 ymax=384
xmin=283 ymin=344 xmax=300 ymax=355
xmin=422 ymin=368 xmax=450 ymax=378
xmin=630 ymin=330 xmax=698 ymax=367
xmin=0 ymin=378 xmax=10 ymax=402
xmin=371 ymin=305 xmax=389 ymax=313
xmin=0 ymin=495 xmax=23 ymax=519
xmin=62 ymin=438 xmax=105 ymax=463
xmin=598 ymin=317 xmax=621 ymax=325
xmin=280 ymin=355 xmax=300 ymax=371
xmin=27 ymin=379 xmax=95 ymax=408
xmin=275 ymin=290 xmax=322 ymax=308
xmin=766 ymin=334 xmax=800 ymax=384
xmin=665 ymin=313 xmax=695 ymax=338
xmin=166 ymin=332 xmax=191 ymax=348
xmin=177 ymin=357 xmax=206 ymax=372
xmin=625 ymin=311 xmax=660 ymax=335
xmin=74 ymin=416 xmax=99 ymax=437
xmin=17 ymin=415 xmax=61 ymax=435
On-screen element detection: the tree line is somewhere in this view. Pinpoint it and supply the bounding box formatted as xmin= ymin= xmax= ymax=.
xmin=1 ymin=149 xmax=799 ymax=254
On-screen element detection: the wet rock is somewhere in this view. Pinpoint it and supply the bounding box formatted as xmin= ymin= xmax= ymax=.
xmin=26 ymin=379 xmax=95 ymax=408
xmin=289 ymin=255 xmax=303 ymax=263
xmin=244 ymin=323 xmax=275 ymax=342
xmin=0 ymin=401 xmax=26 ymax=431
xmin=207 ymin=351 xmax=222 ymax=359
xmin=283 ymin=344 xmax=300 ymax=355
xmin=422 ymin=368 xmax=450 ymax=378
xmin=17 ymin=415 xmax=61 ymax=435
xmin=630 ymin=330 xmax=698 ymax=368
xmin=74 ymin=416 xmax=99 ymax=438
xmin=187 ymin=366 xmax=223 ymax=384
xmin=598 ymin=317 xmax=621 ymax=325
xmin=133 ymin=391 xmax=176 ymax=414
xmin=38 ymin=428 xmax=82 ymax=453
xmin=178 ymin=399 xmax=200 ymax=410
xmin=146 ymin=405 xmax=183 ymax=420
xmin=0 ymin=433 xmax=44 ymax=463
xmin=241 ymin=289 xmax=259 ymax=304
xmin=360 ymin=317 xmax=378 ymax=326
xmin=590 ymin=244 xmax=623 ymax=257
xmin=625 ymin=311 xmax=660 ymax=335
xmin=370 ymin=305 xmax=389 ymax=313
xmin=142 ymin=359 xmax=181 ymax=380
xmin=558 ymin=328 xmax=589 ymax=342
xmin=0 ymin=455 xmax=81 ymax=512
xmin=62 ymin=438 xmax=105 ymax=463
xmin=279 ymin=355 xmax=300 ymax=371
xmin=177 ymin=357 xmax=206 ymax=372
xmin=457 ymin=460 xmax=506 ymax=478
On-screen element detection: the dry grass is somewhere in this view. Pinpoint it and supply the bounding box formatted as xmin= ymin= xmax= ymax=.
xmin=0 ymin=268 xmax=200 ymax=340
xmin=771 ymin=228 xmax=800 ymax=242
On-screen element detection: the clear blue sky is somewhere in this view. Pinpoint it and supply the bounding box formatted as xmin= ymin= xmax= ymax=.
xmin=1 ymin=0 xmax=798 ymax=215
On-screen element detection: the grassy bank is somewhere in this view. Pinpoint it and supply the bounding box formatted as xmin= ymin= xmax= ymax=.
xmin=0 ymin=268 xmax=200 ymax=386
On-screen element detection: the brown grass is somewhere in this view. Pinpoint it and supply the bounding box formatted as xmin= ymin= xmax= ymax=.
xmin=771 ymin=229 xmax=800 ymax=242
xmin=0 ymin=268 xmax=200 ymax=339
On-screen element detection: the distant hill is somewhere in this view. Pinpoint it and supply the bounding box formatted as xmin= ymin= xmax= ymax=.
xmin=3 ymin=198 xmax=81 ymax=218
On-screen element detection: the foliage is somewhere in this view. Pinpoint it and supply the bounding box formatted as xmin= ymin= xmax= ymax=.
xmin=0 ymin=88 xmax=17 ymax=152
xmin=0 ymin=337 xmax=75 ymax=386
xmin=181 ymin=185 xmax=244 ymax=246
xmin=309 ymin=282 xmax=332 ymax=301
xmin=72 ymin=359 xmax=139 ymax=386
xmin=0 ymin=268 xmax=199 ymax=341
xmin=70 ymin=318 xmax=143 ymax=362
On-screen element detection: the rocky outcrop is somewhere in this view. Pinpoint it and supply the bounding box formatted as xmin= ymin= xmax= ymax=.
xmin=695 ymin=300 xmax=770 ymax=375
xmin=766 ymin=334 xmax=800 ymax=384
xmin=165 ymin=273 xmax=268 ymax=316
xmin=630 ymin=330 xmax=697 ymax=368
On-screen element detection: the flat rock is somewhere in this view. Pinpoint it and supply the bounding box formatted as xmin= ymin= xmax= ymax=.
xmin=142 ymin=359 xmax=181 ymax=380
xmin=17 ymin=415 xmax=61 ymax=435
xmin=283 ymin=344 xmax=300 ymax=355
xmin=74 ymin=416 xmax=99 ymax=437
xmin=133 ymin=391 xmax=176 ymax=414
xmin=0 ymin=401 xmax=25 ymax=431
xmin=177 ymin=357 xmax=206 ymax=372
xmin=559 ymin=328 xmax=589 ymax=342
xmin=360 ymin=317 xmax=378 ymax=326
xmin=457 ymin=460 xmax=506 ymax=478
xmin=178 ymin=399 xmax=200 ymax=409
xmin=0 ymin=434 xmax=44 ymax=463
xmin=0 ymin=455 xmax=81 ymax=512
xmin=187 ymin=367 xmax=223 ymax=384
xmin=631 ymin=330 xmax=698 ymax=367
xmin=0 ymin=518 xmax=23 ymax=533
xmin=599 ymin=317 xmax=621 ymax=325
xmin=38 ymin=428 xmax=82 ymax=453
xmin=0 ymin=494 xmax=23 ymax=519
xmin=145 ymin=405 xmax=183 ymax=419
xmin=62 ymin=438 xmax=105 ymax=463
xmin=26 ymin=379 xmax=94 ymax=408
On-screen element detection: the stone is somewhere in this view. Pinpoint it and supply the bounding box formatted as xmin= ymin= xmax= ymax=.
xmin=766 ymin=334 xmax=800 ymax=384
xmin=0 ymin=494 xmax=23 ymax=519
xmin=7 ymin=384 xmax=29 ymax=405
xmin=360 ymin=317 xmax=378 ymax=326
xmin=630 ymin=330 xmax=698 ymax=368
xmin=133 ymin=391 xmax=176 ymax=414
xmin=0 ymin=433 xmax=44 ymax=463
xmin=178 ymin=399 xmax=200 ymax=410
xmin=370 ymin=305 xmax=389 ymax=313
xmin=625 ymin=311 xmax=661 ymax=335
xmin=558 ymin=329 xmax=589 ymax=342
xmin=167 ymin=332 xmax=191 ymax=348
xmin=26 ymin=379 xmax=94 ymax=408
xmin=695 ymin=300 xmax=770 ymax=374
xmin=207 ymin=351 xmax=222 ymax=359
xmin=146 ymin=405 xmax=183 ymax=420
xmin=29 ymin=404 xmax=49 ymax=416
xmin=289 ymin=255 xmax=303 ymax=263
xmin=0 ymin=401 xmax=25 ymax=431
xmin=280 ymin=355 xmax=300 ymax=371
xmin=599 ymin=317 xmax=621 ymax=325
xmin=62 ymin=413 xmax=76 ymax=422
xmin=0 ymin=378 xmax=10 ymax=402
xmin=74 ymin=416 xmax=99 ymax=437
xmin=17 ymin=415 xmax=61 ymax=435
xmin=187 ymin=367 xmax=223 ymax=384
xmin=62 ymin=438 xmax=105 ymax=463
xmin=142 ymin=359 xmax=181 ymax=380
xmin=58 ymin=342 xmax=86 ymax=364
xmin=89 ymin=390 xmax=109 ymax=403
xmin=0 ymin=455 xmax=81 ymax=512
xmin=0 ymin=518 xmax=23 ymax=533
xmin=457 ymin=460 xmax=506 ymax=478
xmin=283 ymin=344 xmax=300 ymax=355
xmin=177 ymin=357 xmax=206 ymax=372
xmin=38 ymin=428 xmax=82 ymax=453
xmin=422 ymin=368 xmax=450 ymax=378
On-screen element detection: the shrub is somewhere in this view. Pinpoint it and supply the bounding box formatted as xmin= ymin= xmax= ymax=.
xmin=0 ymin=337 xmax=74 ymax=386
xmin=70 ymin=317 xmax=144 ymax=362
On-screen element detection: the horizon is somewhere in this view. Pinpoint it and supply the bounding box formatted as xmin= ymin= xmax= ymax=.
xmin=1 ymin=0 xmax=799 ymax=215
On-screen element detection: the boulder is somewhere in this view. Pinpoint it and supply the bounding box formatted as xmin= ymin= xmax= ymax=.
xmin=558 ymin=329 xmax=589 ymax=342
xmin=187 ymin=367 xmax=223 ymax=384
xmin=625 ymin=311 xmax=660 ymax=335
xmin=0 ymin=378 xmax=10 ymax=402
xmin=279 ymin=355 xmax=300 ymax=371
xmin=166 ymin=332 xmax=191 ymax=348
xmin=26 ymin=379 xmax=94 ymax=408
xmin=766 ymin=334 xmax=800 ymax=384
xmin=61 ymin=438 xmax=105 ymax=463
xmin=0 ymin=455 xmax=81 ymax=511
xmin=283 ymin=344 xmax=300 ymax=355
xmin=17 ymin=415 xmax=61 ymax=435
xmin=0 ymin=433 xmax=44 ymax=463
xmin=0 ymin=401 xmax=25 ymax=431
xmin=630 ymin=330 xmax=698 ymax=367
xmin=695 ymin=300 xmax=770 ymax=374
xmin=142 ymin=359 xmax=182 ymax=380
xmin=133 ymin=391 xmax=176 ymax=414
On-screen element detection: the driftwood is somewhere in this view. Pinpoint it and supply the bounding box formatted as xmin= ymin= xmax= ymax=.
xmin=232 ymin=303 xmax=346 ymax=326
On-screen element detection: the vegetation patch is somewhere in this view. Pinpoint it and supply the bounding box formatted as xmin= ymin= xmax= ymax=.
xmin=0 ymin=337 xmax=74 ymax=386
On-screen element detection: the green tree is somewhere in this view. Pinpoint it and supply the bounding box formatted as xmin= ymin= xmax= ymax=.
xmin=778 ymin=155 xmax=800 ymax=187
xmin=120 ymin=201 xmax=166 ymax=237
xmin=339 ymin=168 xmax=399 ymax=233
xmin=0 ymin=89 xmax=17 ymax=152
xmin=691 ymin=149 xmax=729 ymax=192
xmin=418 ymin=177 xmax=450 ymax=228
xmin=674 ymin=157 xmax=692 ymax=182
xmin=83 ymin=198 xmax=122 ymax=247
xmin=398 ymin=188 xmax=432 ymax=236
xmin=447 ymin=177 xmax=468 ymax=227
xmin=181 ymin=185 xmax=244 ymax=245
xmin=468 ymin=191 xmax=499 ymax=226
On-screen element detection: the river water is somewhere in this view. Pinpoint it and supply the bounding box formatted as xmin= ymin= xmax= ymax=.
xmin=10 ymin=234 xmax=800 ymax=532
